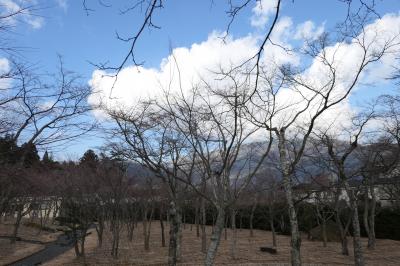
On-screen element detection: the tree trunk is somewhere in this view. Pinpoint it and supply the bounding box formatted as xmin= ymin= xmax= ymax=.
xmin=363 ymin=185 xmax=371 ymax=247
xmin=285 ymin=184 xmax=302 ymax=266
xmin=81 ymin=238 xmax=85 ymax=258
xmin=278 ymin=133 xmax=302 ymax=266
xmin=334 ymin=184 xmax=351 ymax=256
xmin=183 ymin=211 xmax=186 ymax=230
xmin=269 ymin=203 xmax=277 ymax=247
xmin=321 ymin=219 xmax=327 ymax=247
xmin=279 ymin=214 xmax=285 ymax=233
xmin=341 ymin=235 xmax=349 ymax=255
xmin=160 ymin=210 xmax=166 ymax=247
xmin=52 ymin=200 xmax=60 ymax=224
xmin=230 ymin=208 xmax=237 ymax=260
xmin=211 ymin=212 xmax=215 ymax=234
xmin=80 ymin=232 xmax=87 ymax=258
xmin=224 ymin=215 xmax=228 ymax=241
xmin=73 ymin=229 xmax=86 ymax=258
xmin=205 ymin=207 xmax=225 ymax=266
xmin=142 ymin=206 xmax=153 ymax=251
xmin=335 ymin=210 xmax=350 ymax=256
xmin=111 ymin=222 xmax=120 ymax=258
xmin=201 ymin=197 xmax=207 ymax=253
xmin=144 ymin=226 xmax=150 ymax=251
xmin=344 ymin=182 xmax=364 ymax=266
xmin=239 ymin=213 xmax=242 ymax=231
xmin=11 ymin=207 xmax=23 ymax=244
xmin=249 ymin=198 xmax=257 ymax=237
xmin=368 ymin=178 xmax=376 ymax=249
xmin=74 ymin=239 xmax=81 ymax=257
xmin=168 ymin=201 xmax=181 ymax=266
xmin=351 ymin=206 xmax=364 ymax=266
xmin=96 ymin=217 xmax=104 ymax=247
xmin=195 ymin=200 xmax=200 ymax=238
xmin=127 ymin=220 xmax=134 ymax=242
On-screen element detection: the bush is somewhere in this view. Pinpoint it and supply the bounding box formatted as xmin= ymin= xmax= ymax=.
xmin=182 ymin=202 xmax=400 ymax=240
xmin=374 ymin=208 xmax=400 ymax=240
xmin=23 ymin=221 xmax=56 ymax=232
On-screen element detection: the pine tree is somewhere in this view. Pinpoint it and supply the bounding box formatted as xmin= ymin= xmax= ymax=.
xmin=79 ymin=149 xmax=99 ymax=169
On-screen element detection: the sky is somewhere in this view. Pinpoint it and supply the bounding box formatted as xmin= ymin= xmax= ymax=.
xmin=2 ymin=0 xmax=400 ymax=160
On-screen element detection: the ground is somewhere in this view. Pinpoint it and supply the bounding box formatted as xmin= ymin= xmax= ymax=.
xmin=42 ymin=222 xmax=400 ymax=266
xmin=0 ymin=219 xmax=61 ymax=265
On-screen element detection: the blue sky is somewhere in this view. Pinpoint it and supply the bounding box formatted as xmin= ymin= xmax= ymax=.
xmin=14 ymin=0 xmax=398 ymax=76
xmin=3 ymin=0 xmax=400 ymax=160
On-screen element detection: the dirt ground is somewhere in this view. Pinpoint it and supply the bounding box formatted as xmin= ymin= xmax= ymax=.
xmin=43 ymin=222 xmax=400 ymax=266
xmin=0 ymin=219 xmax=61 ymax=265
xmin=0 ymin=240 xmax=44 ymax=266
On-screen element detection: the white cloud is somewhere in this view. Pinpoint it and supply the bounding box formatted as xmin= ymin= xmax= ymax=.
xmin=270 ymin=13 xmax=400 ymax=133
xmin=0 ymin=0 xmax=44 ymax=29
xmin=56 ymin=0 xmax=67 ymax=12
xmin=89 ymin=13 xmax=400 ymax=136
xmin=27 ymin=16 xmax=44 ymax=29
xmin=250 ymin=0 xmax=278 ymax=28
xmin=294 ymin=20 xmax=325 ymax=40
xmin=270 ymin=16 xmax=292 ymax=41
xmin=89 ymin=31 xmax=261 ymax=116
xmin=360 ymin=13 xmax=400 ymax=84
xmin=88 ymin=26 xmax=302 ymax=119
xmin=0 ymin=57 xmax=10 ymax=73
xmin=0 ymin=58 xmax=10 ymax=90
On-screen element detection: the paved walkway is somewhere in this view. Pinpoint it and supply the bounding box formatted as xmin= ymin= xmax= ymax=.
xmin=7 ymin=234 xmax=74 ymax=266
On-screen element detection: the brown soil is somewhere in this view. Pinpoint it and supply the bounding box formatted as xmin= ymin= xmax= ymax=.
xmin=43 ymin=222 xmax=400 ymax=266
xmin=0 ymin=219 xmax=61 ymax=265
xmin=0 ymin=240 xmax=44 ymax=266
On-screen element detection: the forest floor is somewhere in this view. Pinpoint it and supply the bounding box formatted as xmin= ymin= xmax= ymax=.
xmin=0 ymin=219 xmax=61 ymax=265
xmin=42 ymin=222 xmax=400 ymax=266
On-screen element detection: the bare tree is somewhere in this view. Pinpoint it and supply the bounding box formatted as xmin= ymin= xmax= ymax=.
xmin=83 ymin=1 xmax=396 ymax=265
xmin=356 ymin=96 xmax=400 ymax=249
xmin=56 ymin=162 xmax=97 ymax=259
xmin=107 ymin=102 xmax=194 ymax=265
xmin=158 ymin=80 xmax=273 ymax=265
xmin=244 ymin=7 xmax=400 ymax=263
xmin=316 ymin=111 xmax=377 ymax=266
xmin=8 ymin=60 xmax=94 ymax=148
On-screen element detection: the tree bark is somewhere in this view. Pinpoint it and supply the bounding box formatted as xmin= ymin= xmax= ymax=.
xmin=335 ymin=210 xmax=350 ymax=255
xmin=142 ymin=205 xmax=153 ymax=252
xmin=249 ymin=197 xmax=257 ymax=237
xmin=351 ymin=206 xmax=364 ymax=266
xmin=230 ymin=208 xmax=237 ymax=260
xmin=73 ymin=229 xmax=87 ymax=258
xmin=201 ymin=197 xmax=207 ymax=253
xmin=168 ymin=201 xmax=181 ymax=266
xmin=96 ymin=217 xmax=104 ymax=247
xmin=224 ymin=215 xmax=228 ymax=240
xmin=111 ymin=221 xmax=120 ymax=258
xmin=160 ymin=209 xmax=166 ymax=247
xmin=363 ymin=184 xmax=371 ymax=247
xmin=204 ymin=207 xmax=225 ymax=266
xmin=183 ymin=211 xmax=186 ymax=230
xmin=239 ymin=213 xmax=242 ymax=232
xmin=278 ymin=133 xmax=302 ymax=266
xmin=127 ymin=220 xmax=134 ymax=242
xmin=268 ymin=203 xmax=277 ymax=247
xmin=195 ymin=200 xmax=200 ymax=238
xmin=344 ymin=181 xmax=364 ymax=266
xmin=368 ymin=177 xmax=376 ymax=249
xmin=11 ymin=207 xmax=23 ymax=244
xmin=321 ymin=219 xmax=327 ymax=247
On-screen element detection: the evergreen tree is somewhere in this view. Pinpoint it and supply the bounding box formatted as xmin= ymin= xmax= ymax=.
xmin=20 ymin=142 xmax=40 ymax=167
xmin=79 ymin=149 xmax=99 ymax=169
xmin=0 ymin=135 xmax=19 ymax=165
